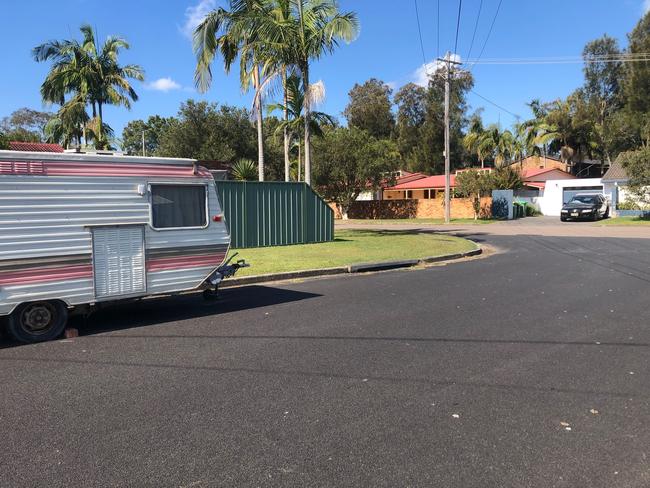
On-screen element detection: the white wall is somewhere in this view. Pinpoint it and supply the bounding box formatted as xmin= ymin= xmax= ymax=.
xmin=537 ymin=178 xmax=603 ymax=216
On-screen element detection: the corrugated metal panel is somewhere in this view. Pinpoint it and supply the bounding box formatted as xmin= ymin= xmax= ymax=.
xmin=215 ymin=181 xmax=334 ymax=248
xmin=92 ymin=226 xmax=146 ymax=298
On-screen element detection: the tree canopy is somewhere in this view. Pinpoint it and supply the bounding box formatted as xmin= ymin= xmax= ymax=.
xmin=344 ymin=78 xmax=395 ymax=139
xmin=312 ymin=127 xmax=399 ymax=218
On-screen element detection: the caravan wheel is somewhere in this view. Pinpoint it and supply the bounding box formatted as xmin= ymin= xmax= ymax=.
xmin=7 ymin=301 xmax=68 ymax=343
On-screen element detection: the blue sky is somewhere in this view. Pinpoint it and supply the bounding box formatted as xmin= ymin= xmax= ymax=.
xmin=1 ymin=0 xmax=648 ymax=138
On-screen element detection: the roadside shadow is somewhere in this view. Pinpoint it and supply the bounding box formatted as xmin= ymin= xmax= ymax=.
xmin=0 ymin=286 xmax=321 ymax=347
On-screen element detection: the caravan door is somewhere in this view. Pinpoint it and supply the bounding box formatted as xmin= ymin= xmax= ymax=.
xmin=92 ymin=226 xmax=146 ymax=299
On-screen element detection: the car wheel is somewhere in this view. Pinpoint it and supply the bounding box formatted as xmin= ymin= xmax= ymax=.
xmin=604 ymin=207 xmax=610 ymax=219
xmin=7 ymin=301 xmax=68 ymax=343
xmin=560 ymin=216 xmax=568 ymax=222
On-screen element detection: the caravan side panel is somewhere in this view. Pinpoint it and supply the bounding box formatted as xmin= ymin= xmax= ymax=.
xmin=0 ymin=174 xmax=229 ymax=316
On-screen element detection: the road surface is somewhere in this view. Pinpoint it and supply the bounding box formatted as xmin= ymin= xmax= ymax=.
xmin=1 ymin=223 xmax=649 ymax=487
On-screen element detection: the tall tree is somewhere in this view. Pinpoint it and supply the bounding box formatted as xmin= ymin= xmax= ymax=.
xmin=33 ymin=24 xmax=143 ymax=148
xmin=396 ymin=67 xmax=474 ymax=174
xmin=157 ymin=100 xmax=257 ymax=161
xmin=194 ymin=0 xmax=273 ymax=180
xmin=0 ymin=108 xmax=54 ymax=142
xmin=122 ymin=115 xmax=174 ymax=155
xmin=394 ymin=83 xmax=427 ymax=168
xmin=622 ymin=11 xmax=650 ymax=147
xmin=343 ymin=78 xmax=395 ymax=138
xmin=292 ymin=0 xmax=359 ymax=185
xmin=312 ymin=127 xmax=398 ymax=218
xmin=268 ymin=74 xmax=334 ymax=180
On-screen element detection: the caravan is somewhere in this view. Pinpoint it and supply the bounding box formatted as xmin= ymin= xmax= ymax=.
xmin=0 ymin=150 xmax=244 ymax=343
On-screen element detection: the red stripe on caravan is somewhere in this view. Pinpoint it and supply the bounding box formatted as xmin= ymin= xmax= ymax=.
xmin=45 ymin=163 xmax=213 ymax=178
xmin=0 ymin=264 xmax=93 ymax=286
xmin=146 ymin=253 xmax=226 ymax=272
xmin=1 ymin=161 xmax=213 ymax=178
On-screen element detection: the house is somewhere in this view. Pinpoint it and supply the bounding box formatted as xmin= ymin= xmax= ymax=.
xmin=601 ymin=160 xmax=648 ymax=217
xmin=358 ymin=170 xmax=427 ymax=201
xmin=8 ymin=141 xmax=64 ymax=153
xmin=519 ymin=167 xmax=576 ymax=192
xmin=384 ymin=167 xmax=574 ymax=201
xmin=535 ymin=178 xmax=605 ymax=216
xmin=512 ymin=155 xmax=569 ymax=173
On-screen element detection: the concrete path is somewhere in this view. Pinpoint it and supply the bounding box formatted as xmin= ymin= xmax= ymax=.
xmin=338 ymin=216 xmax=650 ymax=239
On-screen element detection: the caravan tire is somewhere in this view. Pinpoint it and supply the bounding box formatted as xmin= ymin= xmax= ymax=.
xmin=7 ymin=301 xmax=68 ymax=344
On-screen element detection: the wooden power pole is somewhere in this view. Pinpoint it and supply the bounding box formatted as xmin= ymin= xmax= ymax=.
xmin=437 ymin=52 xmax=461 ymax=224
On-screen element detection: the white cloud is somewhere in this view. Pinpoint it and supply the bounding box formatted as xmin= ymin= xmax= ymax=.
xmin=181 ymin=0 xmax=216 ymax=39
xmin=146 ymin=77 xmax=182 ymax=92
xmin=644 ymin=0 xmax=650 ymax=13
xmin=413 ymin=54 xmax=462 ymax=87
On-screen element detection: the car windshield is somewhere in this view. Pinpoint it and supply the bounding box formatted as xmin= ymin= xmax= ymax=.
xmin=569 ymin=195 xmax=598 ymax=204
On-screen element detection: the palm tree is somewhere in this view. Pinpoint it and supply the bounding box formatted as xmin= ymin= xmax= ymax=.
xmin=268 ymin=74 xmax=334 ymax=179
xmin=194 ymin=0 xmax=275 ymax=181
xmin=463 ymin=116 xmax=485 ymax=167
xmin=33 ymin=24 xmax=143 ymax=149
xmin=533 ymin=99 xmax=576 ymax=166
xmin=291 ymin=0 xmax=359 ymax=185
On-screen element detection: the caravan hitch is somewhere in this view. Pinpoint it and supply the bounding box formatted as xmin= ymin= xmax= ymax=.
xmin=203 ymin=252 xmax=249 ymax=300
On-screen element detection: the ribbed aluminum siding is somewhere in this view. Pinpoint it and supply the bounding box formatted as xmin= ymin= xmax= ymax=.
xmin=0 ymin=176 xmax=230 ymax=316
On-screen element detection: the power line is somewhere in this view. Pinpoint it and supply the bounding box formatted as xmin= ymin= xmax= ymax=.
xmin=453 ymin=0 xmax=463 ymax=56
xmin=470 ymin=89 xmax=521 ymax=119
xmin=414 ymin=0 xmax=428 ymax=67
xmin=470 ymin=0 xmax=503 ymax=71
xmin=467 ymin=53 xmax=650 ymax=65
xmin=465 ymin=0 xmax=483 ymax=61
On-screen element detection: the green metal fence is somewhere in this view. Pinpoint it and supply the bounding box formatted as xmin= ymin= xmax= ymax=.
xmin=215 ymin=181 xmax=335 ymax=248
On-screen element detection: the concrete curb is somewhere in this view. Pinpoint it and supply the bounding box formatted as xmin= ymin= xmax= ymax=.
xmin=220 ymin=245 xmax=482 ymax=288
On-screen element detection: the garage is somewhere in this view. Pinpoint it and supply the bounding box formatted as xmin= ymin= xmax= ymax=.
xmin=537 ymin=178 xmax=604 ymax=216
xmin=562 ymin=185 xmax=604 ymax=204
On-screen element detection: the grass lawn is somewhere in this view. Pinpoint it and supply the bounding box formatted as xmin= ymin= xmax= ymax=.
xmin=340 ymin=218 xmax=495 ymax=225
xmin=230 ymin=229 xmax=477 ymax=277
xmin=599 ymin=216 xmax=650 ymax=226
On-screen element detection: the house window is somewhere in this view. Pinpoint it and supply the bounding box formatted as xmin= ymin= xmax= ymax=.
xmin=406 ymin=190 xmax=413 ymax=199
xmin=151 ymin=184 xmax=207 ymax=229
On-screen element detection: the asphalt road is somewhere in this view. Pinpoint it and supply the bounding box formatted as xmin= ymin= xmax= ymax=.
xmin=1 ymin=229 xmax=650 ymax=487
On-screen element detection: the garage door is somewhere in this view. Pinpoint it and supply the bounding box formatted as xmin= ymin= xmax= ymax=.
xmin=562 ymin=186 xmax=603 ymax=204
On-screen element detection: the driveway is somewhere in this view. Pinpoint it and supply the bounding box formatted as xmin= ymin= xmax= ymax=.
xmin=1 ymin=230 xmax=650 ymax=487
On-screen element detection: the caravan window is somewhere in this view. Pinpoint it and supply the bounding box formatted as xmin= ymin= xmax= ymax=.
xmin=151 ymin=185 xmax=207 ymax=229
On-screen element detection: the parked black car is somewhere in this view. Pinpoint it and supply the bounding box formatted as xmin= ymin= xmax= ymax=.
xmin=560 ymin=193 xmax=609 ymax=221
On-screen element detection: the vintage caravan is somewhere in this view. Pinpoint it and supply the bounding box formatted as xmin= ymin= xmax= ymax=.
xmin=0 ymin=150 xmax=244 ymax=343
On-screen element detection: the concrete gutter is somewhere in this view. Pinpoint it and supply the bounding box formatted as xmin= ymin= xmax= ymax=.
xmin=220 ymin=245 xmax=482 ymax=288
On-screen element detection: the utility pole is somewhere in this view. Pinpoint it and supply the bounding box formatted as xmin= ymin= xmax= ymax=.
xmin=437 ymin=52 xmax=461 ymax=224
xmin=142 ymin=130 xmax=146 ymax=157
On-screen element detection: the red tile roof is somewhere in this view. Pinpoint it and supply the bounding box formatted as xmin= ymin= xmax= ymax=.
xmin=525 ymin=182 xmax=546 ymax=190
xmin=8 ymin=141 xmax=64 ymax=153
xmin=521 ymin=167 xmax=572 ymax=179
xmin=388 ymin=173 xmax=457 ymax=190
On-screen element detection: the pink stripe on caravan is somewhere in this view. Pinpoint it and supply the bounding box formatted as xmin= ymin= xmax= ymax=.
xmin=146 ymin=254 xmax=226 ymax=272
xmin=0 ymin=264 xmax=93 ymax=286
xmin=0 ymin=161 xmax=212 ymax=178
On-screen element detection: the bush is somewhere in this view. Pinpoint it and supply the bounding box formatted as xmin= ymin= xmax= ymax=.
xmin=0 ymin=131 xmax=9 ymax=150
xmin=617 ymin=200 xmax=648 ymax=211
xmin=230 ymin=158 xmax=258 ymax=181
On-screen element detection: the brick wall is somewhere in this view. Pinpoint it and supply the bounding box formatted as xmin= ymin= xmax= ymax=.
xmin=331 ymin=197 xmax=492 ymax=219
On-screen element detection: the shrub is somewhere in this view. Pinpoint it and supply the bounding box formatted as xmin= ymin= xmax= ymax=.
xmin=230 ymin=158 xmax=258 ymax=181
